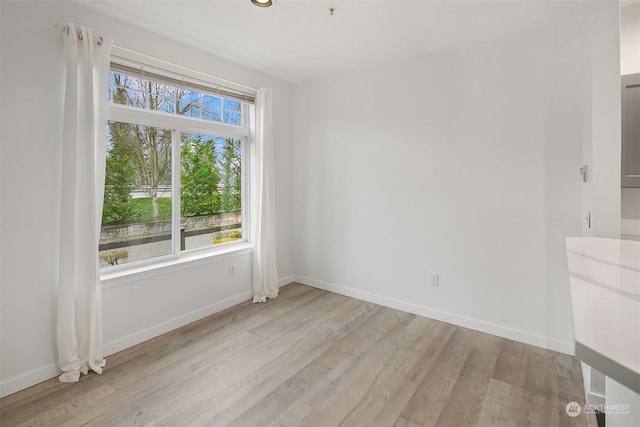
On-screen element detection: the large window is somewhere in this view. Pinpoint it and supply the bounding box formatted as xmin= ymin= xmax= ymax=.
xmin=99 ymin=64 xmax=252 ymax=269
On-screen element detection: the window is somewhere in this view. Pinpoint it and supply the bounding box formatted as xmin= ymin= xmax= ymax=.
xmin=99 ymin=63 xmax=253 ymax=269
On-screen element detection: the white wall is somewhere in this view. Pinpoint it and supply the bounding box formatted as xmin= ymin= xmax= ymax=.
xmin=0 ymin=0 xmax=293 ymax=396
xmin=621 ymin=4 xmax=640 ymax=237
xmin=621 ymin=4 xmax=640 ymax=76
xmin=588 ymin=2 xmax=622 ymax=239
xmin=291 ymin=2 xmax=620 ymax=354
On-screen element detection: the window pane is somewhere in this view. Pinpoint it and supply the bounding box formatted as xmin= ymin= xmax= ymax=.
xmin=99 ymin=121 xmax=173 ymax=268
xmin=179 ymin=91 xmax=200 ymax=118
xmin=180 ymin=133 xmax=242 ymax=251
xmin=223 ymin=99 xmax=242 ymax=125
xmin=201 ymin=94 xmax=222 ymax=122
xmin=108 ymin=71 xmax=243 ymax=126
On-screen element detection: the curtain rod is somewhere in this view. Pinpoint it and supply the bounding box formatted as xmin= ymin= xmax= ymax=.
xmin=54 ymin=24 xmax=258 ymax=94
xmin=112 ymin=45 xmax=258 ymax=94
xmin=55 ymin=24 xmax=105 ymax=46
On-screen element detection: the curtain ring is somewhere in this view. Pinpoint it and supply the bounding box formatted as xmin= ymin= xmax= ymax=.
xmin=77 ymin=31 xmax=83 ymax=40
xmin=97 ymin=37 xmax=103 ymax=46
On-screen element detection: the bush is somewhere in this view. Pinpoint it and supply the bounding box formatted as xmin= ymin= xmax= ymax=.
xmin=214 ymin=237 xmax=241 ymax=244
xmin=102 ymin=197 xmax=172 ymax=225
xmin=213 ymin=228 xmax=242 ymax=244
xmin=100 ymin=249 xmax=129 ymax=266
xmin=102 ymin=128 xmax=135 ymax=224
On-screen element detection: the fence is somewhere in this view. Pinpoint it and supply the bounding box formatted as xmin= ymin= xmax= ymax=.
xmin=99 ymin=212 xmax=241 ymax=251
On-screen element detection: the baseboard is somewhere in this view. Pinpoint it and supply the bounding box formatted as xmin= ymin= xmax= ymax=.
xmin=295 ymin=275 xmax=575 ymax=355
xmin=1 ymin=289 xmax=255 ymax=398
xmin=103 ymin=290 xmax=253 ymax=356
xmin=278 ymin=275 xmax=295 ymax=288
xmin=0 ymin=363 xmax=60 ymax=398
xmin=621 ymin=218 xmax=640 ymax=239
xmin=1 ymin=273 xmax=573 ymax=398
xmin=104 ymin=275 xmax=295 ymax=356
xmin=1 ymin=275 xmax=293 ymax=398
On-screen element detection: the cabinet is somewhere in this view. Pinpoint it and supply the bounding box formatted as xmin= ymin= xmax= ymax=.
xmin=622 ymin=74 xmax=640 ymax=188
xmin=566 ymin=237 xmax=640 ymax=426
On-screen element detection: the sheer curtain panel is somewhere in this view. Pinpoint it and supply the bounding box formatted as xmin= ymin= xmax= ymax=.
xmin=57 ymin=23 xmax=112 ymax=382
xmin=252 ymin=89 xmax=279 ymax=303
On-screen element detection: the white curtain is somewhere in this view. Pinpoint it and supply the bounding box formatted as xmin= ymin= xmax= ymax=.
xmin=57 ymin=24 xmax=112 ymax=382
xmin=252 ymin=89 xmax=279 ymax=303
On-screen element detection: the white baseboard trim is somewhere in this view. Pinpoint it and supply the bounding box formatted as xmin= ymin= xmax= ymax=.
xmin=1 ymin=277 xmax=293 ymax=398
xmin=278 ymin=275 xmax=295 ymax=288
xmin=104 ymin=274 xmax=295 ymax=357
xmin=621 ymin=218 xmax=640 ymax=237
xmin=1 ymin=274 xmax=573 ymax=398
xmin=103 ymin=290 xmax=253 ymax=356
xmin=0 ymin=363 xmax=60 ymax=398
xmin=2 ymin=290 xmax=253 ymax=398
xmin=295 ymin=275 xmax=575 ymax=356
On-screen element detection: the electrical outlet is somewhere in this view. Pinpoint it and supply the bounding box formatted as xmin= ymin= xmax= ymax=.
xmin=229 ymin=264 xmax=236 ymax=277
xmin=430 ymin=274 xmax=439 ymax=287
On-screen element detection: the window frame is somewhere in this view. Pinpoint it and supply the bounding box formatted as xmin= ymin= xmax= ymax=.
xmin=100 ymin=57 xmax=255 ymax=276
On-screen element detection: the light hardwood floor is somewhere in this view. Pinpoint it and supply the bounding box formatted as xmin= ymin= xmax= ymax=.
xmin=1 ymin=283 xmax=591 ymax=426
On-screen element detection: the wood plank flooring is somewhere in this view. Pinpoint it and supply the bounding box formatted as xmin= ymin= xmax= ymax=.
xmin=0 ymin=283 xmax=592 ymax=426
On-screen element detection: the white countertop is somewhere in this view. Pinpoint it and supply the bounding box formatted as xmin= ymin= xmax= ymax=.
xmin=566 ymin=237 xmax=640 ymax=394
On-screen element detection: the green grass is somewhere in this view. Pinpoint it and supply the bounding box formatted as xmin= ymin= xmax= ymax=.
xmin=129 ymin=197 xmax=172 ymax=223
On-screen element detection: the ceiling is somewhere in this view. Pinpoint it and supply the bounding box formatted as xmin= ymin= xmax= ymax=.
xmin=82 ymin=0 xmax=617 ymax=83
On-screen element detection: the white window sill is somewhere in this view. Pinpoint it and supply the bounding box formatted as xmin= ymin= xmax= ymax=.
xmin=100 ymin=242 xmax=254 ymax=289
